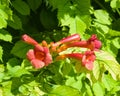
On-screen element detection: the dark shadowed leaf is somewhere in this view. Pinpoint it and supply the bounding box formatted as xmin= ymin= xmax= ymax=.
xmin=27 ymin=0 xmax=42 ymax=12
xmin=8 ymin=14 xmax=22 ymax=30
xmin=11 ymin=41 xmax=33 ymax=58
xmin=12 ymin=0 xmax=30 ymax=15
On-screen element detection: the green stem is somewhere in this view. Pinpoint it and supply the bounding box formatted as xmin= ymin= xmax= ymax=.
xmin=116 ymin=8 xmax=120 ymax=16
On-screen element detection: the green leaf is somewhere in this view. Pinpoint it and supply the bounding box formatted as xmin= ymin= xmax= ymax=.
xmin=48 ymin=85 xmax=81 ymax=96
xmin=92 ymin=82 xmax=105 ymax=96
xmin=110 ymin=0 xmax=120 ymax=8
xmin=27 ymin=0 xmax=42 ymax=12
xmin=0 ymin=8 xmax=8 ymax=20
xmin=65 ymin=73 xmax=85 ymax=91
xmin=12 ymin=0 xmax=30 ymax=15
xmin=0 ymin=29 xmax=12 ymax=42
xmin=8 ymin=66 xmax=29 ymax=77
xmin=8 ymin=14 xmax=22 ymax=30
xmin=21 ymin=59 xmax=32 ymax=68
xmin=0 ymin=64 xmax=5 ymax=82
xmin=96 ymin=51 xmax=120 ymax=80
xmin=0 ymin=16 xmax=7 ymax=29
xmin=61 ymin=59 xmax=72 ymax=75
xmin=0 ymin=46 xmax=3 ymax=61
xmin=85 ymin=83 xmax=93 ymax=96
xmin=0 ymin=73 xmax=4 ymax=82
xmin=92 ymin=61 xmax=100 ymax=80
xmin=94 ymin=10 xmax=111 ymax=25
xmin=112 ymin=37 xmax=120 ymax=48
xmin=49 ymin=0 xmax=90 ymax=35
xmin=19 ymin=84 xmax=32 ymax=95
xmin=1 ymin=81 xmax=14 ymax=96
xmin=0 ymin=3 xmax=12 ymax=21
xmin=11 ymin=41 xmax=33 ymax=58
xmin=7 ymin=58 xmax=20 ymax=70
xmin=108 ymin=29 xmax=120 ymax=37
xmin=7 ymin=58 xmax=30 ymax=77
xmin=61 ymin=15 xmax=87 ymax=35
xmin=102 ymin=74 xmax=117 ymax=91
xmin=39 ymin=8 xmax=58 ymax=30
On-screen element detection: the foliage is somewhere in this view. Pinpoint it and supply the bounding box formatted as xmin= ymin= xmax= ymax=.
xmin=0 ymin=0 xmax=120 ymax=96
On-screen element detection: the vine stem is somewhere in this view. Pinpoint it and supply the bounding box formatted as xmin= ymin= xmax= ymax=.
xmin=116 ymin=8 xmax=120 ymax=16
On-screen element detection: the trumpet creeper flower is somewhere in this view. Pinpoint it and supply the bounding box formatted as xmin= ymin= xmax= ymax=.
xmin=27 ymin=44 xmax=52 ymax=69
xmin=22 ymin=34 xmax=52 ymax=69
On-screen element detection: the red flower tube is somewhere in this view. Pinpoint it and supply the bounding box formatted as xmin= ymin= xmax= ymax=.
xmin=56 ymin=51 xmax=96 ymax=70
xmin=52 ymin=34 xmax=81 ymax=47
xmin=58 ymin=34 xmax=102 ymax=52
xmin=22 ymin=34 xmax=38 ymax=46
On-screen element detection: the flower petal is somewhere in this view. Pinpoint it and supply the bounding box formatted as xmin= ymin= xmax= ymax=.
xmin=85 ymin=61 xmax=94 ymax=70
xmin=88 ymin=34 xmax=102 ymax=50
xmin=27 ymin=49 xmax=35 ymax=61
xmin=31 ymin=59 xmax=45 ymax=69
xmin=94 ymin=40 xmax=102 ymax=50
xmin=43 ymin=47 xmax=52 ymax=66
xmin=59 ymin=34 xmax=80 ymax=44
xmin=34 ymin=44 xmax=44 ymax=52
xmin=82 ymin=51 xmax=96 ymax=70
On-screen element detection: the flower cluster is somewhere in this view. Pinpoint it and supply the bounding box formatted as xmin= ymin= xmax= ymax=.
xmin=22 ymin=34 xmax=101 ymax=70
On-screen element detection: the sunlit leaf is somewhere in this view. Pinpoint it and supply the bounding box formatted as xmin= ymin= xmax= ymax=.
xmin=110 ymin=0 xmax=120 ymax=8
xmin=11 ymin=41 xmax=33 ymax=58
xmin=112 ymin=37 xmax=120 ymax=48
xmin=0 ymin=29 xmax=12 ymax=42
xmin=21 ymin=59 xmax=32 ymax=68
xmin=85 ymin=83 xmax=93 ymax=96
xmin=108 ymin=29 xmax=120 ymax=37
xmin=48 ymin=85 xmax=81 ymax=96
xmin=0 ymin=46 xmax=3 ymax=62
xmin=19 ymin=84 xmax=30 ymax=95
xmin=6 ymin=58 xmax=30 ymax=77
xmin=102 ymin=74 xmax=117 ymax=91
xmin=92 ymin=82 xmax=105 ymax=96
xmin=96 ymin=51 xmax=120 ymax=80
xmin=12 ymin=0 xmax=30 ymax=15
xmin=92 ymin=61 xmax=100 ymax=80
xmin=0 ymin=17 xmax=7 ymax=29
xmin=65 ymin=73 xmax=85 ymax=91
xmin=94 ymin=10 xmax=111 ymax=25
xmin=61 ymin=59 xmax=72 ymax=75
xmin=0 ymin=8 xmax=8 ymax=20
xmin=48 ymin=0 xmax=90 ymax=35
xmin=61 ymin=15 xmax=87 ymax=35
xmin=1 ymin=81 xmax=14 ymax=96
